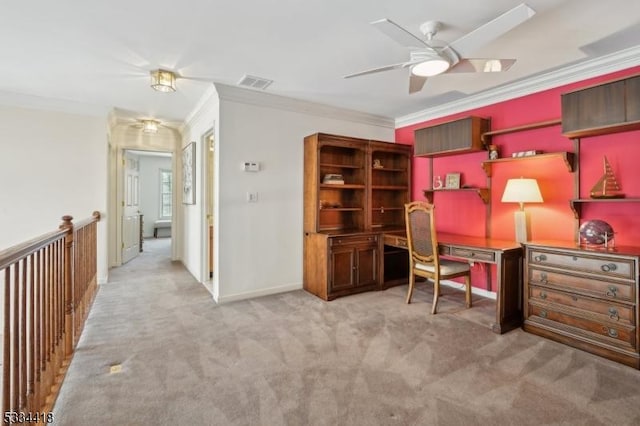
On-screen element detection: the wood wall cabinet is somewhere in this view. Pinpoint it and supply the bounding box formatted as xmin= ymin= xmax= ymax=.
xmin=414 ymin=116 xmax=490 ymax=157
xmin=303 ymin=133 xmax=411 ymax=300
xmin=561 ymin=73 xmax=640 ymax=138
xmin=524 ymin=242 xmax=640 ymax=369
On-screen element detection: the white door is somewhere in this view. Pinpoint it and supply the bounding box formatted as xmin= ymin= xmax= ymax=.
xmin=122 ymin=151 xmax=141 ymax=264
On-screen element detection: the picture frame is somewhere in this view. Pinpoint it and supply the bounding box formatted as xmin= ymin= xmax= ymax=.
xmin=445 ymin=172 xmax=461 ymax=189
xmin=182 ymin=142 xmax=196 ymax=204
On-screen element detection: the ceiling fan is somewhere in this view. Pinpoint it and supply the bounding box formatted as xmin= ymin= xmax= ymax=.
xmin=345 ymin=3 xmax=536 ymax=93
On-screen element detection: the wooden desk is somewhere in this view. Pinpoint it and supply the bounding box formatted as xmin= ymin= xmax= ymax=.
xmin=384 ymin=231 xmax=523 ymax=334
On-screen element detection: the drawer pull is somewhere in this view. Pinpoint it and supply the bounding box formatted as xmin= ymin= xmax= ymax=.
xmin=539 ymin=291 xmax=547 ymax=300
xmin=534 ymin=254 xmax=547 ymax=262
xmin=608 ymin=307 xmax=619 ymax=321
xmin=601 ymin=263 xmax=618 ymax=272
xmin=539 ymin=272 xmax=548 ymax=285
xmin=604 ymin=327 xmax=618 ymax=338
xmin=605 ymin=286 xmax=618 ymax=298
xmin=539 ymin=310 xmax=548 ymax=319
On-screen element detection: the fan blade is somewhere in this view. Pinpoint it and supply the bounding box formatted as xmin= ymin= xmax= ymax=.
xmin=409 ymin=75 xmax=428 ymax=94
xmin=448 ymin=58 xmax=516 ymax=73
xmin=344 ymin=61 xmax=418 ymax=79
xmin=371 ymin=18 xmax=428 ymax=48
xmin=449 ymin=3 xmax=536 ymax=58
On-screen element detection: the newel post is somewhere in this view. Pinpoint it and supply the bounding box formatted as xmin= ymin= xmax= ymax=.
xmin=59 ymin=215 xmax=74 ymax=356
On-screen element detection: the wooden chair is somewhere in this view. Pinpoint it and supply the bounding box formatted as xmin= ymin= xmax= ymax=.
xmin=404 ymin=201 xmax=472 ymax=314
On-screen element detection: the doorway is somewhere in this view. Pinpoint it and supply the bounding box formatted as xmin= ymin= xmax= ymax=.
xmin=120 ymin=149 xmax=173 ymax=264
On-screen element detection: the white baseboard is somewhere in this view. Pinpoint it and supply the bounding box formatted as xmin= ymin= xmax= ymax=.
xmin=98 ymin=276 xmax=108 ymax=285
xmin=216 ymin=282 xmax=302 ymax=304
xmin=440 ymin=279 xmax=497 ymax=300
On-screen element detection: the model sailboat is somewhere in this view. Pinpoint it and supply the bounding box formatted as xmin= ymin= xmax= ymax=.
xmin=590 ymin=156 xmax=624 ymax=199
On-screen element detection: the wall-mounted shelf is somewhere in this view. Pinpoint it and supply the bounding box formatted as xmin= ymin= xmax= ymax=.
xmin=423 ymin=188 xmax=490 ymax=204
xmin=569 ymin=197 xmax=640 ymax=219
xmin=481 ymin=152 xmax=576 ymax=177
xmin=480 ymin=118 xmax=561 ymax=144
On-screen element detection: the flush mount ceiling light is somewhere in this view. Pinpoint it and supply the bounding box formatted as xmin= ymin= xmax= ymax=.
xmin=150 ymin=69 xmax=176 ymax=92
xmin=141 ymin=119 xmax=159 ymax=133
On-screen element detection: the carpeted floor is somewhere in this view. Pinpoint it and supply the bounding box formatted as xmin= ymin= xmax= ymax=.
xmin=52 ymin=238 xmax=640 ymax=425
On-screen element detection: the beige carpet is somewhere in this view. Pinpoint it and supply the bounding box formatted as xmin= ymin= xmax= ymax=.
xmin=52 ymin=238 xmax=640 ymax=425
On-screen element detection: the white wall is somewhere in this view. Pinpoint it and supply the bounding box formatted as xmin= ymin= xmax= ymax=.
xmin=212 ymin=85 xmax=395 ymax=303
xmin=138 ymin=155 xmax=172 ymax=237
xmin=0 ymin=105 xmax=108 ymax=282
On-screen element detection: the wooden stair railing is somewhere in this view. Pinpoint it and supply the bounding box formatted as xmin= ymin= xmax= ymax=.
xmin=0 ymin=211 xmax=101 ymax=418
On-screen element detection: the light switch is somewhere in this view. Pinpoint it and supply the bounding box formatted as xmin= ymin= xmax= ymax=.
xmin=247 ymin=192 xmax=258 ymax=202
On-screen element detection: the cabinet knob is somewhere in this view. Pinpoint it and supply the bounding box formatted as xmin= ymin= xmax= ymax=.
xmin=603 ymin=327 xmax=618 ymax=338
xmin=539 ymin=310 xmax=548 ymax=319
xmin=606 ymin=286 xmax=618 ymax=298
xmin=534 ymin=254 xmax=547 ymax=262
xmin=608 ymin=307 xmax=619 ymax=321
xmin=539 ymin=291 xmax=547 ymax=300
xmin=601 ymin=263 xmax=618 ymax=272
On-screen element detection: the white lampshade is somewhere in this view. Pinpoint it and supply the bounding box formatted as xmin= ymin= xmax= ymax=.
xmin=501 ymin=178 xmax=543 ymax=243
xmin=150 ymin=69 xmax=176 ymax=92
xmin=501 ymin=178 xmax=543 ymax=209
xmin=411 ymin=55 xmax=451 ymax=77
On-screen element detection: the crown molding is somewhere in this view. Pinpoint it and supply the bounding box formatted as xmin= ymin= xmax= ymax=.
xmin=395 ymin=45 xmax=640 ymax=128
xmin=0 ymin=90 xmax=110 ymax=118
xmin=181 ymin=84 xmax=219 ymax=133
xmin=214 ymin=83 xmax=395 ymax=129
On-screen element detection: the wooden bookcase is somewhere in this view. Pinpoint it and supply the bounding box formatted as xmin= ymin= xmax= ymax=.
xmin=303 ymin=133 xmax=412 ymax=300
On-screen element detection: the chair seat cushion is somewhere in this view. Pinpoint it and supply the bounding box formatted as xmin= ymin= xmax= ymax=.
xmin=415 ymin=259 xmax=469 ymax=275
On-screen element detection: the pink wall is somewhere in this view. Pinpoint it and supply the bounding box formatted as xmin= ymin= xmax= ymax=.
xmin=396 ymin=66 xmax=640 ymax=290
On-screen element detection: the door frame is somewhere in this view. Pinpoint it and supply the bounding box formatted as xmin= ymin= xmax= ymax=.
xmin=112 ymin=147 xmax=176 ymax=266
xmin=200 ymin=126 xmax=218 ymax=299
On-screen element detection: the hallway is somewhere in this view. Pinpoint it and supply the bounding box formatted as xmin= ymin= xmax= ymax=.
xmin=51 ymin=237 xmax=215 ymax=424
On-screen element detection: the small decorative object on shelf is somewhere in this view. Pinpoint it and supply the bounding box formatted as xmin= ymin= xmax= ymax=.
xmin=433 ymin=175 xmax=443 ymax=189
xmin=322 ymin=173 xmax=344 ymax=184
xmin=579 ymin=219 xmax=615 ymax=248
xmin=445 ymin=173 xmax=461 ymax=189
xmin=488 ymin=145 xmax=499 ymax=160
xmin=373 ymin=158 xmax=383 ymax=169
xmin=511 ymin=150 xmax=541 ymax=157
xmin=590 ymin=156 xmax=624 ymax=199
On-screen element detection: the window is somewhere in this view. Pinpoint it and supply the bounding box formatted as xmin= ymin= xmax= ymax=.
xmin=160 ymin=169 xmax=172 ymax=219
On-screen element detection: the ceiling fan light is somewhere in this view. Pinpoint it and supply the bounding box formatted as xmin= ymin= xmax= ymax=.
xmin=411 ymin=56 xmax=450 ymax=77
xmin=150 ymin=69 xmax=176 ymax=92
xmin=142 ymin=119 xmax=159 ymax=133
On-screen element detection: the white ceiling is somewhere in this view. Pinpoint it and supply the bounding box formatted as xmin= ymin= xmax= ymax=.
xmin=1 ymin=1 xmax=639 ymax=124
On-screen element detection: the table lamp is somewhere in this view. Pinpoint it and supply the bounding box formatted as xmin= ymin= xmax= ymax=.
xmin=501 ymin=177 xmax=543 ymax=243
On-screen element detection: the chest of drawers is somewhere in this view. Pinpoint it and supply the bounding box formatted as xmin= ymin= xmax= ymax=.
xmin=524 ymin=242 xmax=640 ymax=368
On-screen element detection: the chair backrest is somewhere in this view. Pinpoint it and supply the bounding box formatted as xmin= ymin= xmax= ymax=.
xmin=404 ymin=201 xmax=439 ymax=265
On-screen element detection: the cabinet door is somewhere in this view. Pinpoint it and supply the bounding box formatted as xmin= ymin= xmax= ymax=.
xmin=329 ymin=246 xmax=355 ymax=291
xmin=562 ymin=81 xmax=626 ymax=136
xmin=414 ymin=116 xmax=488 ymax=157
xmin=626 ymin=76 xmax=640 ymax=122
xmin=355 ymin=244 xmax=378 ymax=287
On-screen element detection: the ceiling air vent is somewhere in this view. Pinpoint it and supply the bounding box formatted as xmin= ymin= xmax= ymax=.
xmin=238 ymin=74 xmax=273 ymax=90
